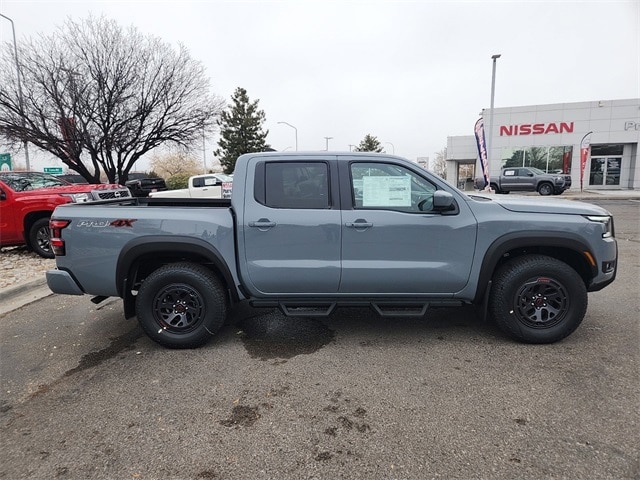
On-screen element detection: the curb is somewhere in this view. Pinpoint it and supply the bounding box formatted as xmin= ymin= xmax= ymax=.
xmin=0 ymin=278 xmax=53 ymax=316
xmin=0 ymin=277 xmax=48 ymax=303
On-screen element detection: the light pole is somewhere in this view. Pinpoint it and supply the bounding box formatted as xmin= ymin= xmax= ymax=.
xmin=385 ymin=142 xmax=395 ymax=155
xmin=486 ymin=54 xmax=501 ymax=174
xmin=277 ymin=121 xmax=298 ymax=151
xmin=202 ymin=124 xmax=207 ymax=173
xmin=0 ymin=13 xmax=30 ymax=170
xmin=349 ymin=144 xmax=356 ymax=151
xmin=324 ymin=136 xmax=333 ymax=151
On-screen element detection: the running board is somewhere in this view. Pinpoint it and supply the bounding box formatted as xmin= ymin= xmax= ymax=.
xmin=249 ymin=299 xmax=464 ymax=318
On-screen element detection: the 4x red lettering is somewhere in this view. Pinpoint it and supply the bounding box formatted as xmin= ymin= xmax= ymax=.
xmin=110 ymin=219 xmax=137 ymax=227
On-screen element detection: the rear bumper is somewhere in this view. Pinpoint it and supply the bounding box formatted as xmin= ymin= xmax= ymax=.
xmin=46 ymin=269 xmax=84 ymax=296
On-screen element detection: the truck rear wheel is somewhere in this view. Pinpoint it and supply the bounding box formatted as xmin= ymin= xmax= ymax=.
xmin=28 ymin=217 xmax=54 ymax=258
xmin=136 ymin=262 xmax=227 ymax=348
xmin=488 ymin=255 xmax=587 ymax=344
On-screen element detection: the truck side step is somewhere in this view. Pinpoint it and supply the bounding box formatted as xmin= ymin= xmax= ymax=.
xmin=372 ymin=302 xmax=429 ymax=317
xmin=279 ymin=302 xmax=337 ymax=317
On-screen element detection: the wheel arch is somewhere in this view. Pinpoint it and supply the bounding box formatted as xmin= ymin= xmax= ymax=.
xmin=23 ymin=210 xmax=53 ymax=240
xmin=474 ymin=232 xmax=597 ymax=304
xmin=116 ymin=236 xmax=239 ymax=318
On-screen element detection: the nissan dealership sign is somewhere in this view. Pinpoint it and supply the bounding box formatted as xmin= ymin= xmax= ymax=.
xmin=500 ymin=122 xmax=574 ymax=136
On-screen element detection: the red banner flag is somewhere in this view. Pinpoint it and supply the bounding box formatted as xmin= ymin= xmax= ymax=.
xmin=579 ymin=131 xmax=593 ymax=191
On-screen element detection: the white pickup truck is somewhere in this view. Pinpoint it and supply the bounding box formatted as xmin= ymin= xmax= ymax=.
xmin=149 ymin=173 xmax=233 ymax=199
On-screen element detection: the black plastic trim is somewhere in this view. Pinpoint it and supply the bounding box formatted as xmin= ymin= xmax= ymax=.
xmin=115 ymin=235 xmax=239 ymax=302
xmin=473 ymin=231 xmax=597 ymax=303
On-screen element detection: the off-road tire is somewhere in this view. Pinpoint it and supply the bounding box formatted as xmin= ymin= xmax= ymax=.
xmin=28 ymin=217 xmax=54 ymax=258
xmin=136 ymin=262 xmax=227 ymax=348
xmin=489 ymin=255 xmax=587 ymax=344
xmin=538 ymin=182 xmax=554 ymax=196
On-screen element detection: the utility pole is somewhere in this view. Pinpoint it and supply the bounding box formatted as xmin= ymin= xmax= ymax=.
xmin=0 ymin=14 xmax=30 ymax=170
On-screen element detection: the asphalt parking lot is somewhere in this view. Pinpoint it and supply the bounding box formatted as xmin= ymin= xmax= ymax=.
xmin=0 ymin=199 xmax=638 ymax=479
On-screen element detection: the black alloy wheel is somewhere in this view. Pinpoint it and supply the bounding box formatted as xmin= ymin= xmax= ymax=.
xmin=489 ymin=254 xmax=587 ymax=343
xmin=136 ymin=262 xmax=227 ymax=348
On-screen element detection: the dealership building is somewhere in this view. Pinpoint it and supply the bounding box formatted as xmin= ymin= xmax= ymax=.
xmin=446 ymin=98 xmax=640 ymax=191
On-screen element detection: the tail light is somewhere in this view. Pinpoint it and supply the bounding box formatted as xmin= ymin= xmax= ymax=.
xmin=49 ymin=219 xmax=70 ymax=256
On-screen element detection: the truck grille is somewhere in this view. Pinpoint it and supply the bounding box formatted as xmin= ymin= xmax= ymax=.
xmin=93 ymin=189 xmax=132 ymax=200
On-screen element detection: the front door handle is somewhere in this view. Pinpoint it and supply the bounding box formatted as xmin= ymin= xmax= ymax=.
xmin=345 ymin=221 xmax=373 ymax=228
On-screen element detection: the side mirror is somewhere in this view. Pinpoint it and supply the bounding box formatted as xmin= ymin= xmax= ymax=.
xmin=0 ymin=189 xmax=6 ymax=201
xmin=433 ymin=190 xmax=456 ymax=212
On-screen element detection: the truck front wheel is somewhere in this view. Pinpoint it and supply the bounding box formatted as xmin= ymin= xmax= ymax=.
xmin=538 ymin=183 xmax=554 ymax=196
xmin=136 ymin=262 xmax=227 ymax=348
xmin=488 ymin=255 xmax=587 ymax=344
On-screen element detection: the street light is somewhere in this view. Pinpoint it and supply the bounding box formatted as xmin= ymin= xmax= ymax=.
xmin=324 ymin=136 xmax=333 ymax=151
xmin=277 ymin=121 xmax=298 ymax=151
xmin=0 ymin=13 xmax=30 ymax=170
xmin=385 ymin=142 xmax=395 ymax=155
xmin=486 ymin=54 xmax=501 ymax=171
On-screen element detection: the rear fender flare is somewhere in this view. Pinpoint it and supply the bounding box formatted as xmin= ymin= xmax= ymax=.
xmin=116 ymin=235 xmax=238 ymax=303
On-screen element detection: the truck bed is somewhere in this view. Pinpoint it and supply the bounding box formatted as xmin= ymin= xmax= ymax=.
xmin=139 ymin=197 xmax=232 ymax=208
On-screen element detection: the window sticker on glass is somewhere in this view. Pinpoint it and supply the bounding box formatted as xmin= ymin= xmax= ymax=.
xmin=362 ymin=176 xmax=411 ymax=207
xmin=504 ymin=170 xmax=515 ymax=176
xmin=204 ymin=178 xmax=216 ymax=186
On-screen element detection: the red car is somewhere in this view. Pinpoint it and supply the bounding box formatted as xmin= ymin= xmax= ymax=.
xmin=0 ymin=171 xmax=131 ymax=258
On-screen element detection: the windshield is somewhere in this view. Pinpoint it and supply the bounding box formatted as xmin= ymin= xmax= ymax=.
xmin=0 ymin=172 xmax=69 ymax=192
xmin=529 ymin=167 xmax=546 ymax=175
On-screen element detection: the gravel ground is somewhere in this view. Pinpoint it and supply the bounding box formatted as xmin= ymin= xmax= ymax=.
xmin=0 ymin=246 xmax=55 ymax=290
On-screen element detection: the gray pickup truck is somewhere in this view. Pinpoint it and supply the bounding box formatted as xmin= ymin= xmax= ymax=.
xmin=475 ymin=166 xmax=572 ymax=195
xmin=46 ymin=152 xmax=617 ymax=348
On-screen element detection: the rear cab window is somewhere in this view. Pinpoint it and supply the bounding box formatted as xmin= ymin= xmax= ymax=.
xmin=254 ymin=161 xmax=330 ymax=209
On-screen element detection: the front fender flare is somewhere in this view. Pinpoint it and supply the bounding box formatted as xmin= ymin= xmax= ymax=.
xmin=473 ymin=231 xmax=596 ymax=304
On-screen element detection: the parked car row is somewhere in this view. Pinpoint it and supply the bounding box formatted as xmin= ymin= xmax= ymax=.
xmin=0 ymin=170 xmax=235 ymax=257
xmin=0 ymin=171 xmax=132 ymax=258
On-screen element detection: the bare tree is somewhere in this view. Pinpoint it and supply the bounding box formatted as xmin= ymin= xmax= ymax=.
xmin=150 ymin=150 xmax=203 ymax=178
xmin=431 ymin=148 xmax=447 ymax=179
xmin=0 ymin=16 xmax=224 ymax=183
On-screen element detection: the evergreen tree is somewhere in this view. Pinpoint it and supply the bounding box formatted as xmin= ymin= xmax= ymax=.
xmin=354 ymin=134 xmax=384 ymax=153
xmin=214 ymin=87 xmax=271 ymax=174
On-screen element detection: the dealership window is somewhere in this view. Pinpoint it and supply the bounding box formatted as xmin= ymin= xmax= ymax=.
xmin=589 ymin=144 xmax=623 ymax=186
xmin=501 ymin=145 xmax=573 ymax=174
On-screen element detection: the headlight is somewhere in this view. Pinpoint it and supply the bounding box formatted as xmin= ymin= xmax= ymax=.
xmin=555 ymin=176 xmax=563 ymax=182
xmin=62 ymin=192 xmax=91 ymax=203
xmin=585 ymin=215 xmax=614 ymax=238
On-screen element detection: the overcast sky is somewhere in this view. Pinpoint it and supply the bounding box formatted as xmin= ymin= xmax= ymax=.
xmin=1 ymin=0 xmax=639 ymax=170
